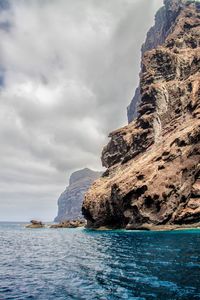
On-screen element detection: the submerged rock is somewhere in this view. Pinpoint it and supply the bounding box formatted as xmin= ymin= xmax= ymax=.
xmin=82 ymin=0 xmax=200 ymax=230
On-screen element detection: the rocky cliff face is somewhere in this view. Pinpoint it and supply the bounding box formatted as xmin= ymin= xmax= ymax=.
xmin=82 ymin=0 xmax=200 ymax=230
xmin=127 ymin=0 xmax=194 ymax=123
xmin=54 ymin=168 xmax=101 ymax=222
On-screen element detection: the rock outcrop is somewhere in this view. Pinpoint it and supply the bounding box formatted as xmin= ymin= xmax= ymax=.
xmin=25 ymin=220 xmax=44 ymax=228
xmin=54 ymin=168 xmax=101 ymax=222
xmin=82 ymin=0 xmax=200 ymax=230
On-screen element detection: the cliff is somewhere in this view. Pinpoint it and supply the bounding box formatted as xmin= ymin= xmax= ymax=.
xmin=82 ymin=0 xmax=200 ymax=230
xmin=54 ymin=168 xmax=101 ymax=222
xmin=127 ymin=0 xmax=196 ymax=123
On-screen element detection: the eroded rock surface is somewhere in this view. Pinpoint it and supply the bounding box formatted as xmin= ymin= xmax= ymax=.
xmin=82 ymin=0 xmax=200 ymax=230
xmin=127 ymin=0 xmax=199 ymax=122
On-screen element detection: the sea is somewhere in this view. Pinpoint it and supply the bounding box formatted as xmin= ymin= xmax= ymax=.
xmin=0 ymin=222 xmax=199 ymax=300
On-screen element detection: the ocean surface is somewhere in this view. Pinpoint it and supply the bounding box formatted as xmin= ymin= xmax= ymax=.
xmin=0 ymin=222 xmax=200 ymax=300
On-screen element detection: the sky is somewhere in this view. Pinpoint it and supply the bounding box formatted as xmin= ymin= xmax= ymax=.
xmin=0 ymin=0 xmax=163 ymax=221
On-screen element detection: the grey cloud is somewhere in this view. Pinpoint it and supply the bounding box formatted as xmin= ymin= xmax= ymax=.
xmin=0 ymin=0 xmax=163 ymax=221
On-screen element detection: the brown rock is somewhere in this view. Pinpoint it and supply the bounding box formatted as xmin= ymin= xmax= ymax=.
xmin=82 ymin=0 xmax=200 ymax=230
xmin=50 ymin=219 xmax=86 ymax=229
xmin=25 ymin=220 xmax=44 ymax=228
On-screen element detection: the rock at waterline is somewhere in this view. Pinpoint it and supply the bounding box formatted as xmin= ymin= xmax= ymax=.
xmin=50 ymin=219 xmax=86 ymax=228
xmin=25 ymin=220 xmax=44 ymax=228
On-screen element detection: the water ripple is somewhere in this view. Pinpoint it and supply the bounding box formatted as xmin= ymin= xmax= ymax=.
xmin=0 ymin=223 xmax=200 ymax=299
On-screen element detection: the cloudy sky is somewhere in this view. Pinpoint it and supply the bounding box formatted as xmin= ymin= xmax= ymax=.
xmin=0 ymin=0 xmax=163 ymax=221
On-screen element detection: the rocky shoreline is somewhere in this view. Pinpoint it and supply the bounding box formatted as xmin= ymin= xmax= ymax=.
xmin=25 ymin=219 xmax=200 ymax=232
xmin=85 ymin=222 xmax=200 ymax=231
xmin=25 ymin=219 xmax=86 ymax=229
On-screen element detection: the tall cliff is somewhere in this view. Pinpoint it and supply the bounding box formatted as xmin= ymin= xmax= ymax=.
xmin=54 ymin=168 xmax=101 ymax=222
xmin=82 ymin=0 xmax=200 ymax=230
xmin=127 ymin=0 xmax=196 ymax=123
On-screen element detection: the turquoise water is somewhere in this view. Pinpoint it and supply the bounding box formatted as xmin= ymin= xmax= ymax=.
xmin=0 ymin=223 xmax=200 ymax=300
